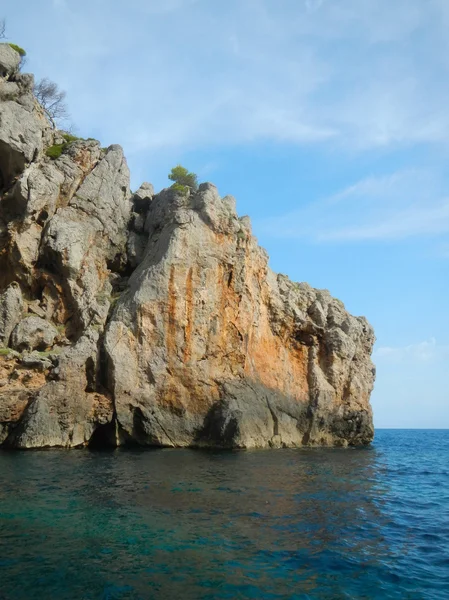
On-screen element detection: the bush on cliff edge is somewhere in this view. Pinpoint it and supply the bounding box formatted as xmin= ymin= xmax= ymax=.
xmin=168 ymin=165 xmax=198 ymax=193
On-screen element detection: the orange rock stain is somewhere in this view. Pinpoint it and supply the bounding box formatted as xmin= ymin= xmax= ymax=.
xmin=183 ymin=267 xmax=194 ymax=363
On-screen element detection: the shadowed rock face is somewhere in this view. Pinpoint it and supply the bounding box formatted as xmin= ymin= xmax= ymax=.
xmin=0 ymin=47 xmax=375 ymax=448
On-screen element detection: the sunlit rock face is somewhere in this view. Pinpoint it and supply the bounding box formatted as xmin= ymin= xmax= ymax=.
xmin=105 ymin=184 xmax=375 ymax=449
xmin=0 ymin=48 xmax=375 ymax=448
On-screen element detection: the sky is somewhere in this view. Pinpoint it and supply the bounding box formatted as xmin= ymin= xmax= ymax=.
xmin=3 ymin=0 xmax=448 ymax=428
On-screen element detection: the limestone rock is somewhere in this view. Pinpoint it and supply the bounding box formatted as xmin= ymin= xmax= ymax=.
xmin=0 ymin=350 xmax=47 ymax=444
xmin=0 ymin=44 xmax=21 ymax=79
xmin=0 ymin=282 xmax=23 ymax=347
xmin=70 ymin=144 xmax=131 ymax=252
xmin=133 ymin=182 xmax=154 ymax=213
xmin=34 ymin=145 xmax=132 ymax=331
xmin=127 ymin=230 xmax=148 ymax=269
xmin=0 ymin=56 xmax=375 ymax=449
xmin=130 ymin=212 xmax=146 ymax=233
xmin=9 ymin=332 xmax=114 ymax=448
xmin=27 ymin=300 xmax=46 ymax=318
xmin=105 ymin=184 xmax=375 ymax=448
xmin=0 ymin=84 xmax=49 ymax=189
xmin=10 ymin=316 xmax=58 ymax=351
xmin=20 ymin=350 xmax=53 ymax=371
xmin=0 ymin=81 xmax=20 ymax=101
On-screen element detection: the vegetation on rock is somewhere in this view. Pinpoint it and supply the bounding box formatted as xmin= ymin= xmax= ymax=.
xmin=168 ymin=165 xmax=198 ymax=192
xmin=61 ymin=133 xmax=80 ymax=143
xmin=46 ymin=133 xmax=92 ymax=159
xmin=8 ymin=43 xmax=26 ymax=57
xmin=170 ymin=182 xmax=190 ymax=196
xmin=45 ymin=143 xmax=66 ymax=160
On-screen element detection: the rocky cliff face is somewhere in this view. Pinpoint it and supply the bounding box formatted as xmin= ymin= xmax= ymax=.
xmin=0 ymin=45 xmax=376 ymax=449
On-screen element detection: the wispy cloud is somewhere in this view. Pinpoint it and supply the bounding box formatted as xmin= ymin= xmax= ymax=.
xmin=10 ymin=0 xmax=449 ymax=154
xmin=374 ymin=338 xmax=449 ymax=363
xmin=256 ymin=169 xmax=449 ymax=242
xmin=322 ymin=202 xmax=449 ymax=242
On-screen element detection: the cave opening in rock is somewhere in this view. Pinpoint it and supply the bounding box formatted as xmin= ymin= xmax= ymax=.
xmin=88 ymin=421 xmax=117 ymax=449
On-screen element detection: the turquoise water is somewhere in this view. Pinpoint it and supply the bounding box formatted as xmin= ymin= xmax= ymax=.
xmin=0 ymin=430 xmax=448 ymax=599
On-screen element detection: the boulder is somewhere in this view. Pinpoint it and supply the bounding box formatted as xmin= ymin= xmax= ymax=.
xmin=20 ymin=350 xmax=53 ymax=371
xmin=10 ymin=316 xmax=58 ymax=351
xmin=0 ymin=44 xmax=21 ymax=79
xmin=133 ymin=182 xmax=154 ymax=213
xmin=0 ymin=81 xmax=20 ymax=101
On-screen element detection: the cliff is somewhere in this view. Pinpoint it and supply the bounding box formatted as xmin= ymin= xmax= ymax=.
xmin=0 ymin=44 xmax=376 ymax=449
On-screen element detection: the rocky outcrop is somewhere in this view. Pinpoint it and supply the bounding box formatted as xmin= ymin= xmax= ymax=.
xmin=0 ymin=44 xmax=21 ymax=79
xmin=10 ymin=316 xmax=58 ymax=351
xmin=8 ymin=331 xmax=113 ymax=448
xmin=0 ymin=45 xmax=376 ymax=449
xmin=0 ymin=68 xmax=49 ymax=191
xmin=104 ymin=185 xmax=375 ymax=448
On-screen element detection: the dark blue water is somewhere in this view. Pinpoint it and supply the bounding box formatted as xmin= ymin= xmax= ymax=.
xmin=0 ymin=430 xmax=448 ymax=599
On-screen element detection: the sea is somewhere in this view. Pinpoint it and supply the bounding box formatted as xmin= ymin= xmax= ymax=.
xmin=0 ymin=429 xmax=448 ymax=600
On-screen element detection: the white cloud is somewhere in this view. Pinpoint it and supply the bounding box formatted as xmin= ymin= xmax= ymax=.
xmin=374 ymin=339 xmax=449 ymax=363
xmin=256 ymin=169 xmax=449 ymax=242
xmin=11 ymin=0 xmax=449 ymax=154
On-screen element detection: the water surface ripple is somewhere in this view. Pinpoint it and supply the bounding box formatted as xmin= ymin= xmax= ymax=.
xmin=0 ymin=430 xmax=448 ymax=599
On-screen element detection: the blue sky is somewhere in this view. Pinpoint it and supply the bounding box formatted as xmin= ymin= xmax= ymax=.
xmin=3 ymin=0 xmax=448 ymax=428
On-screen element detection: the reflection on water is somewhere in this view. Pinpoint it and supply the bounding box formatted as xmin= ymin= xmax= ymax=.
xmin=0 ymin=430 xmax=448 ymax=599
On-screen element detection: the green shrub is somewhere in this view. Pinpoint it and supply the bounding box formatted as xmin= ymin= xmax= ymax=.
xmin=46 ymin=134 xmax=82 ymax=159
xmin=8 ymin=43 xmax=26 ymax=57
xmin=61 ymin=133 xmax=80 ymax=143
xmin=62 ymin=133 xmax=98 ymax=144
xmin=171 ymin=182 xmax=189 ymax=196
xmin=168 ymin=165 xmax=198 ymax=191
xmin=46 ymin=143 xmax=66 ymax=159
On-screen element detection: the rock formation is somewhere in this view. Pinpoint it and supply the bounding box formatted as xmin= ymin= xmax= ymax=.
xmin=0 ymin=44 xmax=376 ymax=449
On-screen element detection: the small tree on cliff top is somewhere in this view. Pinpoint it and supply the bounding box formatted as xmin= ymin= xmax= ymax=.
xmin=0 ymin=19 xmax=6 ymax=39
xmin=168 ymin=165 xmax=198 ymax=192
